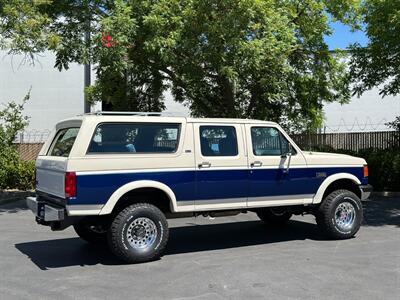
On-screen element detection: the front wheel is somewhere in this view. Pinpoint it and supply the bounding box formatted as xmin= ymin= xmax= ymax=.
xmin=108 ymin=203 xmax=169 ymax=263
xmin=316 ymin=189 xmax=363 ymax=239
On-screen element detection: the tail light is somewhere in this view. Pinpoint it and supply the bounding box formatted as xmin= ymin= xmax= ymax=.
xmin=65 ymin=172 xmax=77 ymax=198
xmin=363 ymin=165 xmax=369 ymax=178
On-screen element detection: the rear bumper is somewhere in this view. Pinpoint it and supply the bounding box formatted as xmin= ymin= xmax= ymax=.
xmin=26 ymin=196 xmax=65 ymax=222
xmin=359 ymin=184 xmax=373 ymax=201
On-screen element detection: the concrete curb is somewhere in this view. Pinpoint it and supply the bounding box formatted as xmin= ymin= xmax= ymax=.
xmin=0 ymin=190 xmax=34 ymax=206
xmin=371 ymin=191 xmax=400 ymax=198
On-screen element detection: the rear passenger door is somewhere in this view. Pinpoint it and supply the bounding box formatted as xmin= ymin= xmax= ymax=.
xmin=193 ymin=123 xmax=248 ymax=210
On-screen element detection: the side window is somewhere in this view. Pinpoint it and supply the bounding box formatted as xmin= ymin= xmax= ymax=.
xmin=251 ymin=127 xmax=296 ymax=156
xmin=87 ymin=123 xmax=181 ymax=154
xmin=48 ymin=127 xmax=80 ymax=157
xmin=200 ymin=125 xmax=238 ymax=156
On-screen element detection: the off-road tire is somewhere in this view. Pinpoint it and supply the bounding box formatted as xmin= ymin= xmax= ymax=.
xmin=256 ymin=207 xmax=293 ymax=225
xmin=316 ymin=189 xmax=363 ymax=239
xmin=73 ymin=223 xmax=108 ymax=244
xmin=108 ymin=203 xmax=169 ymax=263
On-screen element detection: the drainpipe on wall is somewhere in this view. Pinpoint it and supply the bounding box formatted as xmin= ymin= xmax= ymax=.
xmin=84 ymin=29 xmax=91 ymax=114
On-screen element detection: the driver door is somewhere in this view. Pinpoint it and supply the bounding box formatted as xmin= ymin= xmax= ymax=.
xmin=245 ymin=124 xmax=309 ymax=207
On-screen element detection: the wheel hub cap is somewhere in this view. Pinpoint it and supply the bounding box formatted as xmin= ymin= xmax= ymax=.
xmin=127 ymin=217 xmax=157 ymax=249
xmin=334 ymin=201 xmax=356 ymax=231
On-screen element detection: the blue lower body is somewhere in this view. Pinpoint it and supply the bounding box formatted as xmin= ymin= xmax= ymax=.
xmin=69 ymin=166 xmax=367 ymax=206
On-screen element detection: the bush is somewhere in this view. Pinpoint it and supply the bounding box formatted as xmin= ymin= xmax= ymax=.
xmin=0 ymin=93 xmax=35 ymax=191
xmin=358 ymin=148 xmax=400 ymax=192
xmin=0 ymin=148 xmax=35 ymax=190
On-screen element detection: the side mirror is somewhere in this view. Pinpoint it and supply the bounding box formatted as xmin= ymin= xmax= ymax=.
xmin=281 ymin=143 xmax=293 ymax=158
xmin=282 ymin=144 xmax=292 ymax=173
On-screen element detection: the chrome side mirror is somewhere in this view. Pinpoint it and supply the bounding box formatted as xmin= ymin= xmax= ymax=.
xmin=282 ymin=144 xmax=292 ymax=174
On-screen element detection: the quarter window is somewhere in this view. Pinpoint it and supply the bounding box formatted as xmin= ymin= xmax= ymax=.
xmin=200 ymin=126 xmax=238 ymax=156
xmin=88 ymin=123 xmax=181 ymax=154
xmin=48 ymin=127 xmax=80 ymax=157
xmin=251 ymin=127 xmax=295 ymax=156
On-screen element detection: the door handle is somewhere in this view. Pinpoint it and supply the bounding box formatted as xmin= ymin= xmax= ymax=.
xmin=198 ymin=162 xmax=211 ymax=168
xmin=251 ymin=161 xmax=263 ymax=167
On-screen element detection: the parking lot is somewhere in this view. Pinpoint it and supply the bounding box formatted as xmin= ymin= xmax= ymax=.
xmin=0 ymin=196 xmax=399 ymax=300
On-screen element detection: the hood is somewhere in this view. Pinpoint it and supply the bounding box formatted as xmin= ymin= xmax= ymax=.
xmin=303 ymin=151 xmax=367 ymax=166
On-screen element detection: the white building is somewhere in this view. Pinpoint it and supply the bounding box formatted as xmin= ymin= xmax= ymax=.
xmin=323 ymin=89 xmax=399 ymax=132
xmin=0 ymin=50 xmax=398 ymax=135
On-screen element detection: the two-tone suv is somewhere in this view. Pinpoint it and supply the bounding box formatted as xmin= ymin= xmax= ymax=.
xmin=27 ymin=112 xmax=372 ymax=263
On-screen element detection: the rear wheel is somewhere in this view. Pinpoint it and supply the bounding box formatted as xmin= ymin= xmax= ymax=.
xmin=108 ymin=203 xmax=169 ymax=263
xmin=256 ymin=207 xmax=292 ymax=225
xmin=73 ymin=223 xmax=108 ymax=244
xmin=316 ymin=189 xmax=363 ymax=239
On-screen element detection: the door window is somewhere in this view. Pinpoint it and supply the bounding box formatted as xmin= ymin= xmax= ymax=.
xmin=199 ymin=125 xmax=238 ymax=156
xmin=250 ymin=127 xmax=296 ymax=156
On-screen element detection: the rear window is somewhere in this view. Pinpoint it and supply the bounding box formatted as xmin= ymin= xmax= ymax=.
xmin=87 ymin=123 xmax=181 ymax=154
xmin=48 ymin=127 xmax=80 ymax=157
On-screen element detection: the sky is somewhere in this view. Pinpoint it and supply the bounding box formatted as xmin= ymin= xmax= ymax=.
xmin=324 ymin=21 xmax=369 ymax=49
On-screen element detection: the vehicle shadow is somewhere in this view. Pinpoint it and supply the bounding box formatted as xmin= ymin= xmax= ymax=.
xmin=14 ymin=197 xmax=399 ymax=270
xmin=15 ymin=219 xmax=325 ymax=270
xmin=362 ymin=197 xmax=400 ymax=227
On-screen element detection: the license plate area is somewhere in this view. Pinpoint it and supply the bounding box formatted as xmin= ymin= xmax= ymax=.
xmin=27 ymin=197 xmax=65 ymax=222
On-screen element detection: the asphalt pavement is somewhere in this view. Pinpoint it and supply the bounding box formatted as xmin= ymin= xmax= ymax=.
xmin=0 ymin=196 xmax=399 ymax=300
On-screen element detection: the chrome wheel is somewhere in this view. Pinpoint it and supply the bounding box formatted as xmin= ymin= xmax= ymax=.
xmin=126 ymin=217 xmax=157 ymax=250
xmin=334 ymin=201 xmax=356 ymax=231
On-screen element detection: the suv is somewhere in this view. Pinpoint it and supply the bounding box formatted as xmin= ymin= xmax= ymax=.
xmin=27 ymin=112 xmax=372 ymax=263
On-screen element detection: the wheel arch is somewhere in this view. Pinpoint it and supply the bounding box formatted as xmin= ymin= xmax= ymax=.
xmin=99 ymin=180 xmax=178 ymax=215
xmin=313 ymin=173 xmax=361 ymax=204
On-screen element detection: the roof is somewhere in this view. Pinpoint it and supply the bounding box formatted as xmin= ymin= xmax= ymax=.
xmin=57 ymin=112 xmax=278 ymax=126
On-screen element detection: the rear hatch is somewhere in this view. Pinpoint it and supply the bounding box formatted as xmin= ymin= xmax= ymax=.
xmin=36 ymin=123 xmax=81 ymax=202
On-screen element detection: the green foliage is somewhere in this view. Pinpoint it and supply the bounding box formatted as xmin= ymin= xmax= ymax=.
xmin=0 ymin=93 xmax=34 ymax=190
xmin=386 ymin=116 xmax=400 ymax=146
xmin=0 ymin=92 xmax=29 ymax=147
xmin=350 ymin=0 xmax=400 ymax=97
xmin=358 ymin=148 xmax=400 ymax=192
xmin=0 ymin=0 xmax=360 ymax=131
xmin=0 ymin=148 xmax=35 ymax=190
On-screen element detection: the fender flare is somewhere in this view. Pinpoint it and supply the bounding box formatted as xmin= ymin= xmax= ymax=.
xmin=312 ymin=173 xmax=361 ymax=204
xmin=99 ymin=180 xmax=178 ymax=215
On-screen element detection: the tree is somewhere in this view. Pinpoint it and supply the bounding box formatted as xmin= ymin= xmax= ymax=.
xmin=350 ymin=0 xmax=400 ymax=97
xmin=0 ymin=0 xmax=360 ymax=132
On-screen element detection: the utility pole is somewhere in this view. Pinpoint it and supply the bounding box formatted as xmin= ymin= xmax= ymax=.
xmin=84 ymin=2 xmax=91 ymax=113
xmin=84 ymin=55 xmax=91 ymax=113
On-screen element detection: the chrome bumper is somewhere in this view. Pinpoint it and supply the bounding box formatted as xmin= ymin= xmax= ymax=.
xmin=26 ymin=196 xmax=65 ymax=222
xmin=359 ymin=184 xmax=373 ymax=201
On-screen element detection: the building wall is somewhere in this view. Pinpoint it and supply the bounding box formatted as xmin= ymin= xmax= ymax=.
xmin=0 ymin=50 xmax=85 ymax=132
xmin=1 ymin=50 xmax=398 ymax=134
xmin=323 ymin=89 xmax=399 ymax=132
